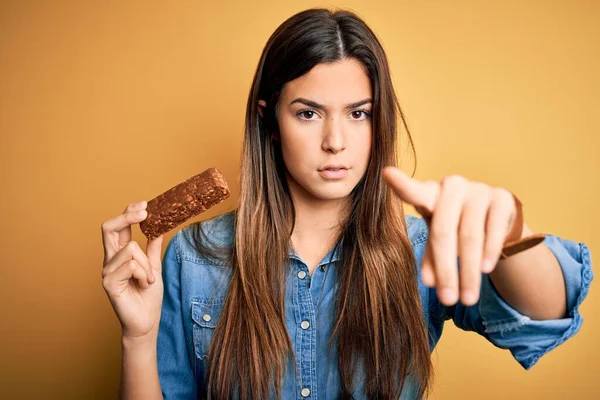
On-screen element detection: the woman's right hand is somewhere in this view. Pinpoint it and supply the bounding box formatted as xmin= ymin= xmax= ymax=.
xmin=101 ymin=200 xmax=165 ymax=340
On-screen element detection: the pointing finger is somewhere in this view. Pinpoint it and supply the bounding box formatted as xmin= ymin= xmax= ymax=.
xmin=382 ymin=167 xmax=439 ymax=216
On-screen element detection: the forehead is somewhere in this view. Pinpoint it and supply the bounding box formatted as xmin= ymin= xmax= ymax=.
xmin=281 ymin=58 xmax=372 ymax=104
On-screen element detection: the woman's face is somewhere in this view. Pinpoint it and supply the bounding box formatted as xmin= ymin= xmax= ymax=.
xmin=262 ymin=58 xmax=373 ymax=204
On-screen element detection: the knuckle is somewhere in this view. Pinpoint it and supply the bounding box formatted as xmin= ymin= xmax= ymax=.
xmin=472 ymin=182 xmax=489 ymax=191
xmin=460 ymin=275 xmax=477 ymax=288
xmin=100 ymin=221 xmax=109 ymax=233
xmin=424 ymin=181 xmax=441 ymax=194
xmin=493 ymin=187 xmax=512 ymax=202
xmin=423 ymin=180 xmax=438 ymax=188
xmin=127 ymin=259 xmax=138 ymax=271
xmin=430 ymin=226 xmax=453 ymax=241
xmin=125 ymin=241 xmax=140 ymax=253
xmin=471 ymin=182 xmax=491 ymax=197
xmin=442 ymin=174 xmax=466 ymax=187
xmin=462 ymin=264 xmax=481 ymax=279
xmin=459 ymin=229 xmax=479 ymax=243
xmin=487 ymin=229 xmax=506 ymax=242
xmin=125 ymin=211 xmax=137 ymax=224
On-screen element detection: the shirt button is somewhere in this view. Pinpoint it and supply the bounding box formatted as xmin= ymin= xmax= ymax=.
xmin=301 ymin=387 xmax=311 ymax=397
xmin=297 ymin=270 xmax=307 ymax=279
xmin=300 ymin=320 xmax=310 ymax=330
xmin=202 ymin=314 xmax=212 ymax=322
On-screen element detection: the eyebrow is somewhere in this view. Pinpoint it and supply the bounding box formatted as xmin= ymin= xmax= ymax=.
xmin=288 ymin=97 xmax=372 ymax=111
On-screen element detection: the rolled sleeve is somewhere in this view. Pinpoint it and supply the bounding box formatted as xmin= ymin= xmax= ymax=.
xmin=476 ymin=234 xmax=593 ymax=369
xmin=430 ymin=231 xmax=593 ymax=369
xmin=157 ymin=232 xmax=198 ymax=399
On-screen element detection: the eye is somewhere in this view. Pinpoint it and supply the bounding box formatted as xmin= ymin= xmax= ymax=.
xmin=296 ymin=109 xmax=320 ymax=121
xmin=350 ymin=109 xmax=371 ymax=121
xmin=296 ymin=108 xmax=371 ymax=121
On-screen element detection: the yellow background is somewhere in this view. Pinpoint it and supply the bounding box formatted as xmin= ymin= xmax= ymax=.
xmin=1 ymin=0 xmax=598 ymax=398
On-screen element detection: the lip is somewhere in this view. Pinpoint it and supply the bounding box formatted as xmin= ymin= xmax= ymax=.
xmin=318 ymin=165 xmax=349 ymax=180
xmin=318 ymin=164 xmax=349 ymax=171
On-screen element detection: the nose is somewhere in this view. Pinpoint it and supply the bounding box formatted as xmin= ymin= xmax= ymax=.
xmin=321 ymin=117 xmax=346 ymax=154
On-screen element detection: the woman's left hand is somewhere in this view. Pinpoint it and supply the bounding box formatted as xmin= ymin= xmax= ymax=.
xmin=382 ymin=166 xmax=519 ymax=307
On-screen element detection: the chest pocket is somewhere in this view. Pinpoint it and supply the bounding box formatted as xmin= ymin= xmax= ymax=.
xmin=191 ymin=297 xmax=225 ymax=360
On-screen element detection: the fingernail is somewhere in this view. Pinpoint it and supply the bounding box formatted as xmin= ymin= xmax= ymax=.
xmin=421 ymin=268 xmax=435 ymax=287
xmin=440 ymin=288 xmax=456 ymax=304
xmin=482 ymin=259 xmax=494 ymax=272
xmin=462 ymin=290 xmax=476 ymax=305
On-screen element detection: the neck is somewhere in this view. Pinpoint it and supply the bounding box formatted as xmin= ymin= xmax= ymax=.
xmin=286 ymin=175 xmax=348 ymax=243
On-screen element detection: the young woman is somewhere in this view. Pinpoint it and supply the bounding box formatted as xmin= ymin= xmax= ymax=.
xmin=101 ymin=8 xmax=593 ymax=400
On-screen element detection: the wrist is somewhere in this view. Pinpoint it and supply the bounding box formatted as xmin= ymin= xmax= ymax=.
xmin=121 ymin=331 xmax=158 ymax=351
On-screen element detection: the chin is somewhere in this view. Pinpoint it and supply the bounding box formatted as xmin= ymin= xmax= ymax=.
xmin=308 ymin=185 xmax=354 ymax=201
xmin=287 ymin=171 xmax=358 ymax=201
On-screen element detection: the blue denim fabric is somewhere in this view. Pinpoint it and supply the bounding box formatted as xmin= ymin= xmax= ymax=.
xmin=157 ymin=211 xmax=593 ymax=399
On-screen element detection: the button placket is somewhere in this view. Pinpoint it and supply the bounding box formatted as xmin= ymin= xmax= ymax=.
xmin=293 ymin=261 xmax=317 ymax=399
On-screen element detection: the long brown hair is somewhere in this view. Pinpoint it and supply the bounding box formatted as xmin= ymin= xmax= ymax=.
xmin=187 ymin=7 xmax=433 ymax=399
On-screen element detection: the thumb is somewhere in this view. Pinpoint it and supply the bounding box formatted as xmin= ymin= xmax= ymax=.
xmin=146 ymin=235 xmax=164 ymax=272
xmin=382 ymin=167 xmax=439 ymax=217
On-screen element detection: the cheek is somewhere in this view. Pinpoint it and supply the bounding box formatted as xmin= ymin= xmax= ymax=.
xmin=279 ymin=136 xmax=308 ymax=175
xmin=356 ymin=131 xmax=372 ymax=164
xmin=279 ymin=131 xmax=316 ymax=166
xmin=281 ymin=144 xmax=298 ymax=170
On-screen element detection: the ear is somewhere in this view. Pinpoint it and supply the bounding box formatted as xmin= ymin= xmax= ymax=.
xmin=258 ymin=100 xmax=266 ymax=118
xmin=257 ymin=99 xmax=280 ymax=142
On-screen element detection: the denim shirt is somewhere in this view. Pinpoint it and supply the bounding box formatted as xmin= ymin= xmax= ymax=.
xmin=157 ymin=211 xmax=593 ymax=399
